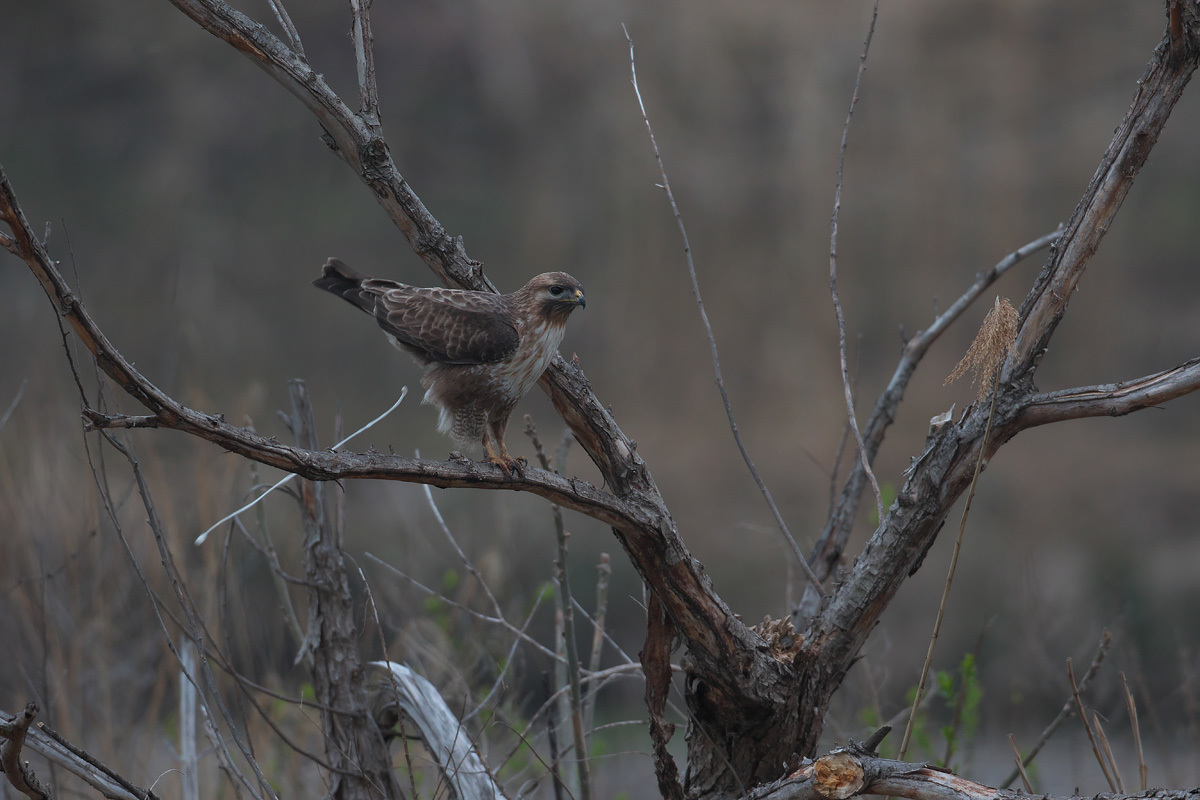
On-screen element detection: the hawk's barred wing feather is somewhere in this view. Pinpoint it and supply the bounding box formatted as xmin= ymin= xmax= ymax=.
xmin=313 ymin=258 xmax=519 ymax=366
xmin=373 ymin=287 xmax=519 ymax=365
xmin=314 ymin=257 xmax=586 ymax=474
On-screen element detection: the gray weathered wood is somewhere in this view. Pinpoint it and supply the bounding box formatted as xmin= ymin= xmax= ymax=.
xmin=370 ymin=662 xmax=507 ymax=800
xmin=289 ymin=381 xmax=402 ymax=800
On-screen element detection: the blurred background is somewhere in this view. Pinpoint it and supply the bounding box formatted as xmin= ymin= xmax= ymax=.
xmin=3 ymin=0 xmax=1200 ymax=797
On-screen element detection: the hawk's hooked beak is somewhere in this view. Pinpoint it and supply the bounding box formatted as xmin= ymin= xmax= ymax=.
xmin=569 ymin=289 xmax=586 ymax=308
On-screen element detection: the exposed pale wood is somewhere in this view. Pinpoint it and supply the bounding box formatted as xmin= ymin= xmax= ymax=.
xmin=750 ymin=746 xmax=1200 ymax=800
xmin=0 ymin=706 xmax=162 ymax=800
xmin=370 ymin=662 xmax=507 ymax=800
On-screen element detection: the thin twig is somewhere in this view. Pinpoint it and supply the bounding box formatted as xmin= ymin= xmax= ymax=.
xmin=195 ymin=388 xmax=408 ymax=544
xmin=1092 ymin=711 xmax=1124 ymax=792
xmin=348 ymin=0 xmax=380 ymax=127
xmin=464 ymin=590 xmax=546 ymax=723
xmin=544 ymin=673 xmax=565 ymax=800
xmin=63 ymin=322 xmax=256 ymax=800
xmin=358 ymin=567 xmax=421 ymax=800
xmin=179 ymin=641 xmax=200 ymax=800
xmin=1068 ymin=658 xmax=1118 ymax=792
xmin=1133 ymin=667 xmax=1176 ymax=787
xmin=582 ymin=554 xmax=611 ymax=744
xmin=622 ymin=23 xmax=822 ymax=594
xmin=421 ymin=480 xmax=505 ymax=618
xmin=499 ymin=663 xmax=666 ymax=774
xmin=555 ymin=526 xmax=592 ymax=800
xmin=241 ymin=432 xmax=309 ymax=661
xmin=552 ymin=591 xmax=573 ymax=797
xmin=1120 ymin=671 xmax=1148 ymax=791
xmin=265 ymin=0 xmax=306 ymax=60
xmin=526 ymin=415 xmax=586 ymax=798
xmin=1007 ymin=734 xmax=1034 ymax=793
xmin=228 ymin=517 xmax=311 ymax=586
xmin=0 ymin=377 xmax=27 ymax=433
xmin=364 ymin=552 xmax=565 ymax=663
xmin=999 ymin=629 xmax=1112 ymax=788
xmin=803 ymin=226 xmax=1061 ymax=614
xmin=898 ymin=366 xmax=999 ymax=760
xmin=826 ymin=421 xmax=852 ymax=521
xmin=494 ymin=721 xmax=577 ymax=800
xmin=828 ymin=0 xmax=885 ymax=525
xmin=97 ymin=432 xmax=274 ymax=800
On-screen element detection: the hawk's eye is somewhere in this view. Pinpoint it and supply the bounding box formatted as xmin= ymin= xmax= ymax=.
xmin=549 ymin=285 xmax=566 ymax=297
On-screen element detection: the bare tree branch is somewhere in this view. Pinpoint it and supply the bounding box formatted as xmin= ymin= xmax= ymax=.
xmin=642 ymin=594 xmax=685 ymax=800
xmin=622 ymin=25 xmax=822 ymax=595
xmin=137 ymin=16 xmax=771 ymax=731
xmin=348 ymin=0 xmax=380 ymax=128
xmin=828 ymin=0 xmax=885 ymax=525
xmin=365 ymin=553 xmax=566 ymax=664
xmin=0 ymin=158 xmax=765 ymax=722
xmin=1008 ymin=8 xmax=1200 ymax=380
xmin=1017 ymin=357 xmax=1200 ymax=428
xmin=160 ymin=0 xmax=642 ymax=498
xmin=97 ymin=431 xmax=278 ymax=800
xmin=802 ymin=224 xmax=1063 ymax=609
xmin=0 ymin=378 xmax=27 ymax=433
xmin=1 ymin=705 xmax=161 ymax=800
xmin=1 ymin=703 xmax=52 ymax=800
xmin=5 ymin=3 xmax=1200 ymax=798
xmin=287 ymin=380 xmax=403 ymax=800
xmin=999 ymin=629 xmax=1112 ymax=789
xmin=749 ymin=736 xmax=1200 ymax=800
xmin=265 ymin=0 xmax=305 ymax=61
xmin=795 ymin=7 xmax=1200 ymax=760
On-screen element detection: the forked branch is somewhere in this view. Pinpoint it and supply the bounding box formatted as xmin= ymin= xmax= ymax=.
xmin=4 ymin=1 xmax=1200 ymax=794
xmin=1 ymin=705 xmax=162 ymax=800
xmin=144 ymin=2 xmax=772 ymax=711
xmin=798 ymin=5 xmax=1200 ymax=754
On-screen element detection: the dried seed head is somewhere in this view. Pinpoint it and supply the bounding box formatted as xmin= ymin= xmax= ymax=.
xmin=946 ymin=296 xmax=1018 ymax=400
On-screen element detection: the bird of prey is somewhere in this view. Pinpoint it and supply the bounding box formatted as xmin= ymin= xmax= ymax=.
xmin=313 ymin=258 xmax=586 ymax=474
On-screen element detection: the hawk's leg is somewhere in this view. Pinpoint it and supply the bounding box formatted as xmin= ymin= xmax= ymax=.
xmin=484 ymin=416 xmax=524 ymax=477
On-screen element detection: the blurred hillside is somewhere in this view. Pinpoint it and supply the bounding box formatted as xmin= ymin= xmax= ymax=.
xmin=3 ymin=0 xmax=1200 ymax=794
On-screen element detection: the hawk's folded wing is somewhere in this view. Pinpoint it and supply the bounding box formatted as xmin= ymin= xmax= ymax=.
xmin=369 ymin=283 xmax=520 ymax=365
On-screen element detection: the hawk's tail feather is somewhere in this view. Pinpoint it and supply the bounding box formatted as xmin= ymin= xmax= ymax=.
xmin=318 ymin=257 xmax=368 ymax=282
xmin=313 ymin=257 xmax=376 ymax=315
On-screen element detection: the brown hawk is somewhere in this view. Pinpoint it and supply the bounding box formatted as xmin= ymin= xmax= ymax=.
xmin=313 ymin=258 xmax=586 ymax=474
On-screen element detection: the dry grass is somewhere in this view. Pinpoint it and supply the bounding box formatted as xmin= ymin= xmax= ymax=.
xmin=0 ymin=381 xmax=647 ymax=797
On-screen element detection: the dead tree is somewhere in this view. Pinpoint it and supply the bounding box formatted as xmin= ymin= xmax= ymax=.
xmin=3 ymin=1 xmax=1200 ymax=799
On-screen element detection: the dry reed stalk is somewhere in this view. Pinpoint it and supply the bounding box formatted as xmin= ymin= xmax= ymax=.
xmin=898 ymin=298 xmax=1016 ymax=759
xmin=1068 ymin=658 xmax=1118 ymax=792
xmin=1120 ymin=671 xmax=1148 ymax=790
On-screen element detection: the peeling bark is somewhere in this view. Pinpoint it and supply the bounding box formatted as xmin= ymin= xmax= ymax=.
xmin=643 ymin=595 xmax=684 ymax=800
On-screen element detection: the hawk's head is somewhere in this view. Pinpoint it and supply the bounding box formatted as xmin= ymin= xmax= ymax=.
xmin=517 ymin=272 xmax=586 ymax=324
